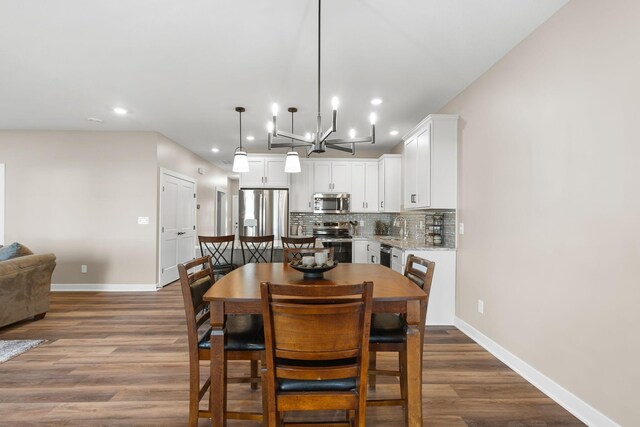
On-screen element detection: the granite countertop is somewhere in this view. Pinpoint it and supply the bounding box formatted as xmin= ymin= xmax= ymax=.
xmin=354 ymin=235 xmax=456 ymax=251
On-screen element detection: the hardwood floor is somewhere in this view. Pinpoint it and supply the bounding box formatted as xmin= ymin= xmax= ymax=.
xmin=0 ymin=284 xmax=583 ymax=426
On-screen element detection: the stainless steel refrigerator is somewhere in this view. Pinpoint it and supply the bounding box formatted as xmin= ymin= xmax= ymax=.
xmin=238 ymin=189 xmax=289 ymax=238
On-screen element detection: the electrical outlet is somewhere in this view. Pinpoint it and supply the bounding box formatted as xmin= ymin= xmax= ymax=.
xmin=459 ymin=222 xmax=465 ymax=235
xmin=81 ymin=265 xmax=88 ymax=274
xmin=477 ymin=299 xmax=484 ymax=314
xmin=419 ymin=220 xmax=424 ymax=229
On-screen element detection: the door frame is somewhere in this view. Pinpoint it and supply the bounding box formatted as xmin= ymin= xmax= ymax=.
xmin=214 ymin=185 xmax=228 ymax=235
xmin=0 ymin=164 xmax=5 ymax=246
xmin=158 ymin=168 xmax=197 ymax=288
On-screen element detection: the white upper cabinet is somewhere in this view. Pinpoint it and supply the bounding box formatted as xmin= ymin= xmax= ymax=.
xmin=313 ymin=161 xmax=350 ymax=193
xmin=289 ymin=160 xmax=313 ymax=212
xmin=378 ymin=154 xmax=401 ymax=212
xmin=403 ymin=114 xmax=458 ymax=209
xmin=239 ymin=156 xmax=289 ymax=188
xmin=350 ymin=161 xmax=378 ymax=213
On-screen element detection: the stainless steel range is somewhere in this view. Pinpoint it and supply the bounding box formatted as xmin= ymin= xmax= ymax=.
xmin=312 ymin=222 xmax=353 ymax=263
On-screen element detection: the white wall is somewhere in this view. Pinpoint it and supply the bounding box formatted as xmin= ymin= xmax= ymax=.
xmin=440 ymin=0 xmax=640 ymax=424
xmin=0 ymin=163 xmax=4 ymax=246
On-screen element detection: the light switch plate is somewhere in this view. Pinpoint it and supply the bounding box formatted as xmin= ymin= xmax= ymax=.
xmin=138 ymin=217 xmax=150 ymax=225
xmin=478 ymin=299 xmax=484 ymax=314
xmin=459 ymin=222 xmax=465 ymax=235
xmin=81 ymin=265 xmax=88 ymax=274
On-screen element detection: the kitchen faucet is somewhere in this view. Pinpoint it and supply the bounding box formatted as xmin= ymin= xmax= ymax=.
xmin=393 ymin=216 xmax=408 ymax=239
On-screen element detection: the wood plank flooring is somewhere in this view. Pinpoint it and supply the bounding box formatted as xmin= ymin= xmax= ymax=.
xmin=0 ymin=284 xmax=583 ymax=426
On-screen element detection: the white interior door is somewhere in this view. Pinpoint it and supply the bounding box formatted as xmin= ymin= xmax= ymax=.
xmin=232 ymin=195 xmax=239 ymax=239
xmin=160 ymin=171 xmax=196 ymax=286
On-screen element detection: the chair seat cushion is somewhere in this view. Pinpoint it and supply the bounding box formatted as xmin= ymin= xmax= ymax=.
xmin=199 ymin=314 xmax=265 ymax=351
xmin=369 ymin=313 xmax=407 ymax=344
xmin=277 ymin=377 xmax=356 ymax=392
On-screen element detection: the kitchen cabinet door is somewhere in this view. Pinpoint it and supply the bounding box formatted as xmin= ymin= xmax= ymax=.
xmin=350 ymin=162 xmax=366 ymax=212
xmin=313 ymin=162 xmax=332 ymax=193
xmin=364 ymin=162 xmax=378 ymax=212
xmin=241 ymin=159 xmax=267 ymax=188
xmin=378 ymin=155 xmax=401 ymax=212
xmin=415 ymin=126 xmax=431 ymax=208
xmin=404 ymin=137 xmax=417 ymax=208
xmin=367 ymin=241 xmax=380 ymax=264
xmin=290 ymin=160 xmax=313 ymax=212
xmin=330 ymin=162 xmax=350 ymax=193
xmin=264 ymin=158 xmax=289 ymax=188
xmin=353 ymin=240 xmax=368 ymax=263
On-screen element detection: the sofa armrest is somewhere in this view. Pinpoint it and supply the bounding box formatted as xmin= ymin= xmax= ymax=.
xmin=0 ymin=253 xmax=56 ymax=328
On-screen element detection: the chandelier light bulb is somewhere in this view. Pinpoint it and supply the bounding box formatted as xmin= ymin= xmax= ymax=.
xmin=331 ymin=96 xmax=339 ymax=110
xmin=349 ymin=129 xmax=356 ymax=139
xmin=267 ymin=121 xmax=274 ymax=133
xmin=369 ymin=112 xmax=377 ymax=125
xmin=271 ymin=103 xmax=279 ymax=116
xmin=305 ymin=132 xmax=312 ymax=141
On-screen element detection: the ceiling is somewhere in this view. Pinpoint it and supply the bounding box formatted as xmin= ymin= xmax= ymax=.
xmin=0 ymin=0 xmax=568 ymax=170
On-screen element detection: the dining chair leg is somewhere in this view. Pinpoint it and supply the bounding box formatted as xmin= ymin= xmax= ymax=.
xmin=251 ymin=359 xmax=259 ymax=390
xmin=400 ymin=348 xmax=408 ymax=413
xmin=368 ymin=351 xmax=377 ymax=390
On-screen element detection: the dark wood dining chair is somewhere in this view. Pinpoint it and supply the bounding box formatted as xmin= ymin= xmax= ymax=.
xmin=367 ymin=254 xmax=435 ymax=415
xmin=178 ymin=255 xmax=264 ymax=426
xmin=198 ymin=235 xmax=237 ymax=279
xmin=239 ymin=235 xmax=275 ymax=264
xmin=260 ymin=281 xmax=374 ymax=426
xmin=281 ymin=236 xmax=316 ymax=261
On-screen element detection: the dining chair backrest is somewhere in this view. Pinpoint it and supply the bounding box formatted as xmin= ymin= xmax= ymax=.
xmin=261 ymin=281 xmax=372 ymax=364
xmin=198 ymin=235 xmax=235 ymax=271
xmin=404 ymin=254 xmax=435 ymax=304
xmin=239 ymin=235 xmax=275 ymax=264
xmin=281 ymin=236 xmax=316 ymax=261
xmin=260 ymin=281 xmax=373 ymax=425
xmin=178 ymin=256 xmax=215 ymax=359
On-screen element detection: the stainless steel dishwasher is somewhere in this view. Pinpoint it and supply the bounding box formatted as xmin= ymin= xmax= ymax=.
xmin=380 ymin=244 xmax=392 ymax=268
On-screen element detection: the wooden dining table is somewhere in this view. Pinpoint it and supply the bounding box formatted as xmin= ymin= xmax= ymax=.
xmin=203 ymin=262 xmax=428 ymax=426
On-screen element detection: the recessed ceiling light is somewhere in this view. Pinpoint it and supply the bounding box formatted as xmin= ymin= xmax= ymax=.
xmin=246 ymin=136 xmax=255 ymax=141
xmin=113 ymin=107 xmax=128 ymax=115
xmin=87 ymin=117 xmax=103 ymax=123
xmin=389 ymin=130 xmax=399 ymax=136
xmin=211 ymin=148 xmax=220 ymax=153
xmin=370 ymin=98 xmax=383 ymax=105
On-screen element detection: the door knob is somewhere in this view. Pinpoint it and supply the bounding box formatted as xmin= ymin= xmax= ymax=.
xmin=177 ymin=231 xmax=186 ymax=235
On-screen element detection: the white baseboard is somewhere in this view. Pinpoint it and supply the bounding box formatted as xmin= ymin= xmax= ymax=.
xmin=454 ymin=317 xmax=619 ymax=427
xmin=52 ymin=283 xmax=159 ymax=292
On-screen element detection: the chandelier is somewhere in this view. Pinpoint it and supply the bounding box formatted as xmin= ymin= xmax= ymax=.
xmin=267 ymin=0 xmax=377 ymax=157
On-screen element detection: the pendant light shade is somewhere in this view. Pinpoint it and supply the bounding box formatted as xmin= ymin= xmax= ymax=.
xmin=232 ymin=148 xmax=249 ymax=173
xmin=284 ymin=151 xmax=301 ymax=173
xmin=232 ymin=106 xmax=249 ymax=173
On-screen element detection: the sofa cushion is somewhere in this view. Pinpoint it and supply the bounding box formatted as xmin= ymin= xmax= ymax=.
xmin=0 ymin=243 xmax=33 ymax=261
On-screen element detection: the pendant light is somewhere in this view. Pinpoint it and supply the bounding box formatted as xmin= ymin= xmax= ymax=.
xmin=232 ymin=107 xmax=249 ymax=173
xmin=284 ymin=107 xmax=301 ymax=173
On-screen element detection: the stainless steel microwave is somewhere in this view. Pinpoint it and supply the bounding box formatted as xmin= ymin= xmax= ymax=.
xmin=313 ymin=193 xmax=350 ymax=214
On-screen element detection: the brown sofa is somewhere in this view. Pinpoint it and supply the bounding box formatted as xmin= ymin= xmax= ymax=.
xmin=0 ymin=246 xmax=56 ymax=329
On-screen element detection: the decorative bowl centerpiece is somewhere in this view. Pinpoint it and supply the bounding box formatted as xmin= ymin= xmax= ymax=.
xmin=288 ymin=259 xmax=338 ymax=279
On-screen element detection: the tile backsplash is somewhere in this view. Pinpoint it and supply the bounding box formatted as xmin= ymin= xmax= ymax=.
xmin=290 ymin=209 xmax=456 ymax=247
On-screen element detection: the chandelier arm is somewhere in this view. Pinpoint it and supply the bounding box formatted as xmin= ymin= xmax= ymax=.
xmin=320 ymin=126 xmax=334 ymax=143
xmin=326 ymin=136 xmax=374 ymax=144
xmin=275 ymin=129 xmax=313 ymax=143
xmin=325 ymin=144 xmax=354 ymax=154
xmin=269 ymin=142 xmax=313 ymax=149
